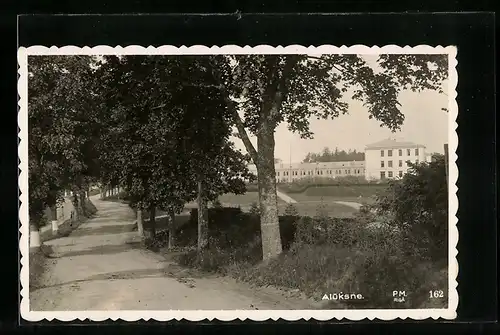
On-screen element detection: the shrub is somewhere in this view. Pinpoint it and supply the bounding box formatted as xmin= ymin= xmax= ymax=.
xmin=176 ymin=236 xmax=263 ymax=273
xmin=372 ymin=154 xmax=448 ymax=261
xmin=212 ymin=199 xmax=224 ymax=208
xmin=174 ymin=201 xmax=448 ymax=309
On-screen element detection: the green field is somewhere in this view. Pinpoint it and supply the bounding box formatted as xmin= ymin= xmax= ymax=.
xmin=217 ymin=191 xmax=358 ymax=218
xmin=137 ymin=185 xmax=379 ymax=223
xmin=281 ymin=184 xmax=385 ymax=206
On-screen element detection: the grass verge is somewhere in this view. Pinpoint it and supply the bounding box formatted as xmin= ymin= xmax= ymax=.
xmin=30 ymin=199 xmax=98 ymax=290
xmin=170 ymin=214 xmax=448 ymax=309
xmin=29 ymin=244 xmax=54 ymax=291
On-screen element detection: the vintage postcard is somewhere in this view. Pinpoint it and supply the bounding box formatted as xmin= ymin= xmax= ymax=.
xmin=18 ymin=45 xmax=458 ymax=321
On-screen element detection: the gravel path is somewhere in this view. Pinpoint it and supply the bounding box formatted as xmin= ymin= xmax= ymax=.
xmin=30 ymin=196 xmax=320 ymax=311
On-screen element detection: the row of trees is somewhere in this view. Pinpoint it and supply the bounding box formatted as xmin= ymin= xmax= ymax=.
xmin=28 ymin=53 xmax=448 ymax=260
xmin=302 ymin=147 xmax=365 ymax=163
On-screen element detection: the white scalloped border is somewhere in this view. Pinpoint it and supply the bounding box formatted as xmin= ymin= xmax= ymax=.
xmin=18 ymin=44 xmax=458 ymax=322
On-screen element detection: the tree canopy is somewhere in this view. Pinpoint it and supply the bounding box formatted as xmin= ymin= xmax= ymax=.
xmin=303 ymin=147 xmax=365 ymax=163
xmin=27 ymin=52 xmax=448 ymax=259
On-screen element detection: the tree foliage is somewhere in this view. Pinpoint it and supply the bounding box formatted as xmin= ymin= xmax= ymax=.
xmin=373 ymin=154 xmax=448 ymax=260
xmin=197 ymin=53 xmax=448 ymax=260
xmin=302 ymin=147 xmax=365 ymax=163
xmin=27 ymin=52 xmax=448 ymax=260
xmin=93 ymin=55 xmax=254 ymax=227
xmin=28 ymin=55 xmax=101 ymax=226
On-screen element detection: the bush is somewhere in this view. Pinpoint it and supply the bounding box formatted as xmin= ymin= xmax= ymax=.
xmin=173 ymin=201 xmax=448 ymax=309
xmin=212 ymin=199 xmax=224 ymax=208
xmin=176 ymin=236 xmax=263 ymax=273
xmin=372 ymin=154 xmax=448 ymax=261
xmin=176 ymin=207 xmax=341 ymax=252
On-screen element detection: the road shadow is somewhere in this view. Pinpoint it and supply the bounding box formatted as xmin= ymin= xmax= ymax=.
xmin=69 ymin=224 xmax=136 ymax=237
xmin=31 ymin=249 xmax=215 ymax=292
xmin=51 ymin=241 xmax=143 ymax=258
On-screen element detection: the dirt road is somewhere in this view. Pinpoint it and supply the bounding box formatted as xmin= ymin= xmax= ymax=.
xmin=30 ymin=196 xmax=320 ymax=311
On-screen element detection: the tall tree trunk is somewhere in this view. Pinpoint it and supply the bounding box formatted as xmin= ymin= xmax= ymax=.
xmin=136 ymin=208 xmax=144 ymax=237
xmin=29 ymin=219 xmax=42 ymax=250
xmin=79 ymin=191 xmax=87 ymax=217
xmin=197 ymin=180 xmax=209 ymax=250
xmin=71 ymin=193 xmax=80 ymax=222
xmin=168 ymin=209 xmax=176 ymax=249
xmin=256 ymin=123 xmax=283 ymax=261
xmin=145 ymin=205 xmax=156 ymax=239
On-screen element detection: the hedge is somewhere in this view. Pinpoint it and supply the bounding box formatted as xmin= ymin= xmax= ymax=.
xmin=176 ymin=207 xmax=355 ymax=251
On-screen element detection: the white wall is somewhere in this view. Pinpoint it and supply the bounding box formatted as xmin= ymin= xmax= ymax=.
xmin=365 ymin=146 xmax=426 ymax=180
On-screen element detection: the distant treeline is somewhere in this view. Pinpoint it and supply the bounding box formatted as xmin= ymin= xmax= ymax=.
xmin=302 ymin=147 xmax=365 ymax=163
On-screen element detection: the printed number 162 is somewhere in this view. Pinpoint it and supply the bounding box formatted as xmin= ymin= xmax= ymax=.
xmin=429 ymin=290 xmax=444 ymax=298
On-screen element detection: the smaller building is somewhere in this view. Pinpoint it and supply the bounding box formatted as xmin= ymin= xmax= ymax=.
xmin=248 ymin=160 xmax=366 ymax=183
xmin=364 ymin=138 xmax=426 ymax=181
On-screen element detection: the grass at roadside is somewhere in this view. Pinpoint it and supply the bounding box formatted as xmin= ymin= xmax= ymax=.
xmin=40 ymin=200 xmax=98 ymax=242
xmin=29 ymin=244 xmax=54 ymax=291
xmin=167 ymin=208 xmax=448 ymax=309
xmin=30 ymin=199 xmax=98 ymax=291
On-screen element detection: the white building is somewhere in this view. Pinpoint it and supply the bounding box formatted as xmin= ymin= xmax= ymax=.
xmin=364 ymin=138 xmax=426 ymax=180
xmin=248 ymin=160 xmax=366 ymax=183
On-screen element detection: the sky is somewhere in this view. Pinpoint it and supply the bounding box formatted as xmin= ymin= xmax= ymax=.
xmin=230 ymin=55 xmax=450 ymax=163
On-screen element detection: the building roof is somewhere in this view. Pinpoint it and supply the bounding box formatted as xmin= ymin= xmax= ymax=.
xmin=365 ymin=138 xmax=426 ymax=150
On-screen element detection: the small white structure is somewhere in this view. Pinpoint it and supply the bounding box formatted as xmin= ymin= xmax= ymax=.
xmin=364 ymin=138 xmax=426 ymax=181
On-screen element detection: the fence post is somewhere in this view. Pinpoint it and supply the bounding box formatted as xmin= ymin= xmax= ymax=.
xmin=50 ymin=205 xmax=58 ymax=234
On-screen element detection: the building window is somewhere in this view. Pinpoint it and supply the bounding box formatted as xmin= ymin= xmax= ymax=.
xmin=381 ymin=161 xmax=385 ymax=168
xmin=398 ymin=149 xmax=402 ymax=156
xmin=380 ymin=171 xmax=386 ymax=179
xmin=415 ymin=148 xmax=419 ymax=156
xmin=416 ymin=159 xmax=419 ymax=164
xmin=380 ymin=150 xmax=384 ymax=157
xmin=388 ymin=161 xmax=393 ymax=168
xmin=388 ymin=171 xmax=393 ymax=178
xmin=407 ymin=149 xmax=411 ymax=156
xmin=388 ymin=150 xmax=393 ymax=157
xmin=347 ymin=169 xmax=351 ymax=174
xmin=398 ymin=171 xmax=403 ymax=177
xmin=398 ymin=160 xmax=402 ymax=167
xmin=277 ymin=172 xmax=280 ymax=176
